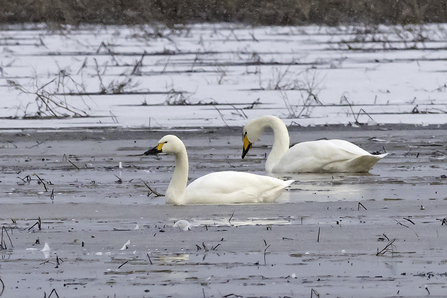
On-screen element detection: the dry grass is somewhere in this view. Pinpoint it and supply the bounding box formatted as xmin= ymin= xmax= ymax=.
xmin=0 ymin=0 xmax=446 ymax=27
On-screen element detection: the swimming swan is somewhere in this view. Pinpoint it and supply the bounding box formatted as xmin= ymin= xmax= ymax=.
xmin=242 ymin=115 xmax=388 ymax=173
xmin=144 ymin=135 xmax=294 ymax=205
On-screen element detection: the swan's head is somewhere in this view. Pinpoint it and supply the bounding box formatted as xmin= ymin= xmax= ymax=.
xmin=242 ymin=118 xmax=264 ymax=159
xmin=144 ymin=135 xmax=185 ymax=155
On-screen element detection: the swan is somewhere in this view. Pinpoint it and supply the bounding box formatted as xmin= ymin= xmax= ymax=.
xmin=144 ymin=135 xmax=294 ymax=205
xmin=242 ymin=115 xmax=388 ymax=173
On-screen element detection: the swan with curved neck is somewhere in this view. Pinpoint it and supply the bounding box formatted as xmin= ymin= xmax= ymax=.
xmin=145 ymin=134 xmax=294 ymax=205
xmin=242 ymin=115 xmax=387 ymax=173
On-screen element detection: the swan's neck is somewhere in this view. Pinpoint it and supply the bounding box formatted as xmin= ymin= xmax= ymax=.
xmin=166 ymin=148 xmax=189 ymax=204
xmin=263 ymin=117 xmax=290 ymax=172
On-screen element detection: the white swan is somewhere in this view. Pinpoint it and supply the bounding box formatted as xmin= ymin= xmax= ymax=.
xmin=242 ymin=115 xmax=388 ymax=173
xmin=144 ymin=135 xmax=293 ymax=205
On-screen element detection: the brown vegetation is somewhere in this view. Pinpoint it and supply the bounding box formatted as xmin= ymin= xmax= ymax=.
xmin=0 ymin=0 xmax=446 ymax=26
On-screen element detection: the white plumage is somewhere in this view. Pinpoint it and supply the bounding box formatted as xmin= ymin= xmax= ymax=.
xmin=242 ymin=115 xmax=387 ymax=173
xmin=145 ymin=135 xmax=293 ymax=205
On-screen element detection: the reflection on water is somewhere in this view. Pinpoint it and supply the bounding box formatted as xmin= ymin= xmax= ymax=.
xmin=176 ymin=217 xmax=293 ymax=228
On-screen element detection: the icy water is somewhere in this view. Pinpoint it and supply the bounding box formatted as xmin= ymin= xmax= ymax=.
xmin=1 ymin=23 xmax=447 ymax=297
xmin=1 ymin=127 xmax=447 ymax=298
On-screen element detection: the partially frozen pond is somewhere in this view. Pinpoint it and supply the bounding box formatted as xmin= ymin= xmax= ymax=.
xmin=1 ymin=127 xmax=447 ymax=297
xmin=1 ymin=23 xmax=447 ymax=297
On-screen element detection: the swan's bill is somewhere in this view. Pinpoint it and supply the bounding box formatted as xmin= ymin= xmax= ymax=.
xmin=242 ymin=133 xmax=252 ymax=159
xmin=144 ymin=143 xmax=164 ymax=155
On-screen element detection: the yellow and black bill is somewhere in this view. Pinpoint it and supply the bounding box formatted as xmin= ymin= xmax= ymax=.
xmin=144 ymin=143 xmax=163 ymax=155
xmin=242 ymin=134 xmax=252 ymax=159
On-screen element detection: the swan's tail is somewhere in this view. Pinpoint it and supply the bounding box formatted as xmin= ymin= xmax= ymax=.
xmin=347 ymin=153 xmax=387 ymax=173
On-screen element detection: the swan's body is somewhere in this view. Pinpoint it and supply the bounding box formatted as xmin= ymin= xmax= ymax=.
xmin=242 ymin=116 xmax=387 ymax=173
xmin=145 ymin=135 xmax=293 ymax=205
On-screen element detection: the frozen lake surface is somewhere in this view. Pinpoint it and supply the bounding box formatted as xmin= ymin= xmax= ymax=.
xmin=1 ymin=23 xmax=447 ymax=129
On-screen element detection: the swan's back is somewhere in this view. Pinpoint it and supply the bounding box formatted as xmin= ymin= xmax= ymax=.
xmin=184 ymin=171 xmax=293 ymax=204
xmin=274 ymin=139 xmax=387 ymax=173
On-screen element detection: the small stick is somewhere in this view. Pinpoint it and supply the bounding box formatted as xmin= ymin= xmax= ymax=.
xmin=358 ymin=202 xmax=367 ymax=210
xmin=67 ymin=158 xmax=80 ymax=170
xmin=118 ymin=260 xmax=129 ymax=269
xmin=228 ymin=212 xmax=234 ymax=226
xmin=142 ymin=181 xmax=164 ymax=197
xmin=317 ymin=227 xmax=320 ymax=242
xmin=403 ymin=218 xmax=415 ymax=225
xmin=28 ymin=217 xmax=42 ymax=231
xmin=212 ymin=244 xmax=220 ymax=250
xmin=311 ymin=288 xmax=320 ymax=298
xmin=376 ymin=238 xmax=396 ymax=256
xmin=263 ymin=244 xmax=270 ymax=265
xmin=47 ymin=288 xmax=60 ymax=298
xmin=0 ymin=277 xmax=4 ymax=297
xmin=114 ymin=175 xmax=122 ymax=184
xmin=33 ymin=173 xmax=48 ymax=192
xmin=1 ymin=226 xmax=13 ymax=248
xmin=50 ymin=189 xmax=55 ymax=201
xmin=394 ymin=219 xmax=409 ymax=228
xmin=147 ymin=253 xmax=153 ymax=265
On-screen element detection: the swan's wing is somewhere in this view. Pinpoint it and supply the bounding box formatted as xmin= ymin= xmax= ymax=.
xmin=184 ymin=171 xmax=293 ymax=204
xmin=275 ymin=140 xmax=384 ymax=173
xmin=325 ymin=139 xmax=372 ymax=156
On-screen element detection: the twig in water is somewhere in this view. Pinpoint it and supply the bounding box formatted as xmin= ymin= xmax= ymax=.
xmin=311 ymin=288 xmax=320 ymax=298
xmin=33 ymin=173 xmax=48 ymax=192
xmin=228 ymin=212 xmax=234 ymax=226
xmin=28 ymin=217 xmax=42 ymax=231
xmin=317 ymin=227 xmax=321 ymax=242
xmin=0 ymin=277 xmax=4 ymax=297
xmin=358 ymin=202 xmax=367 ymax=210
xmin=147 ymin=253 xmax=153 ymax=265
xmin=263 ymin=244 xmax=270 ymax=265
xmin=114 ymin=175 xmax=122 ymax=184
xmin=395 ymin=219 xmax=409 ymax=228
xmin=46 ymin=288 xmax=60 ymax=298
xmin=212 ymin=244 xmax=220 ymax=250
xmin=376 ymin=238 xmax=397 ymax=256
xmin=55 ymin=255 xmax=64 ymax=268
xmin=17 ymin=175 xmax=32 ymax=183
xmin=66 ymin=158 xmax=80 ymax=170
xmin=142 ymin=181 xmax=164 ymax=197
xmin=118 ymin=260 xmax=129 ymax=269
xmin=1 ymin=226 xmax=14 ymax=249
xmin=28 ymin=141 xmax=44 ymax=149
xmin=403 ymin=217 xmax=415 ymax=225
xmin=50 ymin=189 xmax=54 ymax=202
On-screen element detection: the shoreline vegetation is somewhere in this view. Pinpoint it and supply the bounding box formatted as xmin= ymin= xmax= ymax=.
xmin=0 ymin=0 xmax=446 ymax=27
